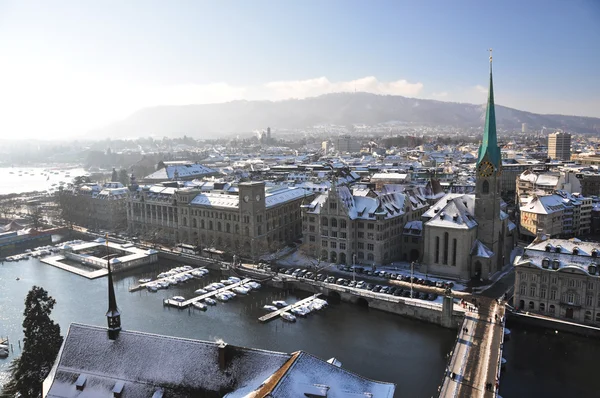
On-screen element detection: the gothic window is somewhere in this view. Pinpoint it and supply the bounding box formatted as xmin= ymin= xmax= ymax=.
xmin=443 ymin=232 xmax=449 ymax=265
xmin=482 ymin=180 xmax=490 ymax=194
xmin=340 ymin=220 xmax=347 ymax=229
xmin=192 ymin=218 xmax=197 ymax=228
xmin=452 ymin=239 xmax=457 ymax=266
xmin=322 ymin=217 xmax=328 ymax=226
xmin=200 ymin=220 xmax=205 ymax=229
xmin=331 ymin=219 xmax=337 ymax=228
xmin=435 ymin=236 xmax=440 ymax=263
xmin=367 ymin=253 xmax=374 ymax=261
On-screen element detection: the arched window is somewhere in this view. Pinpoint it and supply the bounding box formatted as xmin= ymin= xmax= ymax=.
xmin=209 ymin=221 xmax=213 ymax=230
xmin=585 ymin=311 xmax=592 ymax=321
xmin=192 ymin=218 xmax=197 ymax=228
xmin=200 ymin=220 xmax=205 ymax=229
xmin=482 ymin=180 xmax=489 ymax=194
xmin=549 ymin=305 xmax=555 ymax=315
xmin=435 ymin=236 xmax=440 ymax=263
xmin=226 ymin=223 xmax=231 ymax=233
xmin=321 ymin=217 xmax=328 ymax=226
xmin=367 ymin=253 xmax=374 ymax=261
xmin=217 ymin=222 xmax=222 ymax=232
xmin=183 ymin=217 xmax=187 ymax=227
xmin=443 ymin=232 xmax=449 ymax=264
xmin=539 ymin=303 xmax=545 ymax=312
xmin=340 ymin=220 xmax=347 ymax=229
xmin=529 ymin=301 xmax=535 ymax=310
xmin=331 ymin=218 xmax=337 ymax=228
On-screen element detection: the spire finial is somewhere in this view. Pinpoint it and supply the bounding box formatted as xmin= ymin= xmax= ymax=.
xmin=105 ymin=233 xmax=121 ymax=340
xmin=489 ymin=48 xmax=493 ymax=63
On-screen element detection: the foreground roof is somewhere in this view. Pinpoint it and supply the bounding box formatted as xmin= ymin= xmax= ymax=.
xmin=44 ymin=324 xmax=395 ymax=398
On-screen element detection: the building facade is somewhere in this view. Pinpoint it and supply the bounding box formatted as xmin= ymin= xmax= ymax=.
xmin=58 ymin=182 xmax=128 ymax=231
xmin=127 ymin=181 xmax=307 ymax=258
xmin=302 ymin=185 xmax=429 ymax=266
xmin=547 ymin=132 xmax=572 ymax=161
xmin=514 ymin=238 xmax=600 ymax=325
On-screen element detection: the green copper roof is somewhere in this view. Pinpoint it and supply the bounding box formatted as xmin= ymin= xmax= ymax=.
xmin=477 ymin=62 xmax=501 ymax=168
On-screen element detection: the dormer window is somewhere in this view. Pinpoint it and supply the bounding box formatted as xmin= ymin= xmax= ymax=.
xmin=592 ymin=250 xmax=599 ymax=258
xmin=75 ymin=374 xmax=87 ymax=391
xmin=545 ymin=244 xmax=552 ymax=252
xmin=552 ymin=259 xmax=560 ymax=270
xmin=555 ymin=245 xmax=562 ymax=253
xmin=589 ymin=264 xmax=597 ymax=275
xmin=573 ymin=247 xmax=579 ymax=255
xmin=542 ymin=258 xmax=550 ymax=268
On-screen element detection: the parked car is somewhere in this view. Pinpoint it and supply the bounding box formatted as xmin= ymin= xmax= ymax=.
xmin=373 ymin=285 xmax=382 ymax=293
xmin=402 ymin=290 xmax=411 ymax=297
xmin=304 ymin=272 xmax=314 ymax=279
xmin=297 ymin=269 xmax=308 ymax=278
xmin=366 ymin=283 xmax=375 ymax=291
xmin=285 ymin=269 xmax=294 ymax=275
xmin=393 ymin=289 xmax=404 ymax=296
xmin=389 ymin=273 xmax=398 ymax=280
xmin=336 ymin=278 xmax=346 ymax=285
xmin=428 ymin=293 xmax=438 ymax=301
xmin=380 ymin=286 xmax=390 ymax=294
xmin=418 ymin=292 xmax=428 ymax=300
xmin=326 ymin=276 xmax=336 ymax=283
xmin=348 ymin=280 xmax=357 ymax=288
xmin=388 ymin=287 xmax=397 ymax=295
xmin=356 ymin=281 xmax=366 ymax=289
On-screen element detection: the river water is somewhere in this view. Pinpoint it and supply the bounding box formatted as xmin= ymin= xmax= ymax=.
xmin=0 ymin=257 xmax=455 ymax=397
xmin=0 ymin=167 xmax=87 ymax=195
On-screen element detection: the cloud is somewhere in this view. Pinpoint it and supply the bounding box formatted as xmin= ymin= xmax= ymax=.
xmin=264 ymin=76 xmax=424 ymax=100
xmin=474 ymin=84 xmax=487 ymax=94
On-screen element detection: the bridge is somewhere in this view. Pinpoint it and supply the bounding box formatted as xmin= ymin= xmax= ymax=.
xmin=438 ymin=297 xmax=505 ymax=398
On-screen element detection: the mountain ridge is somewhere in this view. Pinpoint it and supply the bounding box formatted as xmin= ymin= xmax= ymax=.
xmin=95 ymin=92 xmax=600 ymax=138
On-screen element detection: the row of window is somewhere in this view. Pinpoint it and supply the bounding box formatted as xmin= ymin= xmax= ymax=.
xmin=520 ymin=272 xmax=595 ymax=290
xmin=434 ymin=233 xmax=458 ymax=266
xmin=522 ymin=301 xmax=600 ymax=322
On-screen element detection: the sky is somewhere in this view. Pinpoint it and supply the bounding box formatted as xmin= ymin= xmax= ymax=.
xmin=1 ymin=0 xmax=599 ymax=139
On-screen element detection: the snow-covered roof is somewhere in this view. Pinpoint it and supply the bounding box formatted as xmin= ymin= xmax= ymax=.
xmin=520 ymin=195 xmax=565 ymax=215
xmin=423 ymin=194 xmax=477 ymax=229
xmin=471 ymin=239 xmax=494 ymax=258
xmin=514 ymin=238 xmax=600 ymax=276
xmin=44 ymin=323 xmax=395 ymax=397
xmin=265 ymin=187 xmax=307 ymax=208
xmin=144 ymin=163 xmax=216 ymax=181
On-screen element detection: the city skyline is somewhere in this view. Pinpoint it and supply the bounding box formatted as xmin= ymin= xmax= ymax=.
xmin=1 ymin=0 xmax=599 ymax=139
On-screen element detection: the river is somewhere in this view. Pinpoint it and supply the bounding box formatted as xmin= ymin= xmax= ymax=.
xmin=0 ymin=257 xmax=455 ymax=397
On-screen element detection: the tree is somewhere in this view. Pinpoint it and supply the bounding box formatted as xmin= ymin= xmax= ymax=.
xmin=299 ymin=241 xmax=324 ymax=270
xmin=118 ymin=169 xmax=129 ymax=186
xmin=111 ymin=168 xmax=118 ymax=182
xmin=1 ymin=286 xmax=63 ymax=398
xmin=28 ymin=204 xmax=43 ymax=229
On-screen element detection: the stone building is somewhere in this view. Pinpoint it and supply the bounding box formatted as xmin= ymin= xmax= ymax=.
xmin=514 ymin=238 xmax=600 ymax=325
xmin=127 ymin=181 xmax=308 ymax=258
xmin=421 ymin=57 xmax=516 ymax=281
xmin=302 ymin=184 xmax=429 ymax=266
xmin=141 ymin=161 xmax=218 ymax=183
xmin=58 ymin=182 xmax=128 ymax=231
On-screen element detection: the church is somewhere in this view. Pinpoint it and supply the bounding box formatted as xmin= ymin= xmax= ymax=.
xmin=421 ymin=55 xmax=517 ymax=281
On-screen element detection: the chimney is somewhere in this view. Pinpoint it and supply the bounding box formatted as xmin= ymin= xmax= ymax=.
xmin=218 ymin=342 xmax=228 ymax=371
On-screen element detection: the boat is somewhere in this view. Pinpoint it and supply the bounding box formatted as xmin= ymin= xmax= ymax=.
xmin=171 ymin=296 xmax=185 ymax=302
xmin=281 ymin=312 xmax=296 ymax=322
xmin=139 ymin=278 xmax=152 ymax=283
xmin=232 ymin=286 xmax=250 ymax=295
xmin=221 ymin=279 xmax=234 ymax=285
xmin=203 ymin=298 xmax=217 ymax=306
xmin=263 ymin=305 xmax=278 ymax=311
xmin=291 ymin=306 xmax=311 ymax=317
xmin=192 ymin=302 xmax=207 ymax=311
xmin=215 ymin=293 xmax=230 ymax=302
xmin=228 ymin=276 xmax=241 ymax=283
xmin=146 ymin=285 xmax=158 ymax=292
xmin=273 ymin=300 xmax=289 ymax=308
xmin=246 ymin=281 xmax=261 ymax=290
xmin=204 ymin=285 xmax=216 ymax=292
xmin=504 ymin=328 xmax=511 ymax=340
xmin=194 ymin=288 xmax=208 ymax=295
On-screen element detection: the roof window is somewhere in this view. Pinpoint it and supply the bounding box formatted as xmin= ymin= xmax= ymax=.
xmin=75 ymin=374 xmax=87 ymax=391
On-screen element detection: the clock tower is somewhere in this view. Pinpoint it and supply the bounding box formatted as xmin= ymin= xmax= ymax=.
xmin=473 ymin=50 xmax=504 ymax=277
xmin=239 ymin=181 xmax=267 ymax=257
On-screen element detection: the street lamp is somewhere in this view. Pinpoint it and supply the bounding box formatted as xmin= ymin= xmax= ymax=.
xmin=410 ymin=261 xmax=414 ymax=298
xmin=352 ymin=253 xmax=357 ymax=282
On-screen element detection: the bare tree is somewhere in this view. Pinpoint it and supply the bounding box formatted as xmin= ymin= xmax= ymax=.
xmin=28 ymin=204 xmax=44 ymax=229
xmin=299 ymin=241 xmax=325 ymax=271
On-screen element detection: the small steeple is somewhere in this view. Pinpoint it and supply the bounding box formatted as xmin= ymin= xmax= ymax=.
xmin=105 ymin=235 xmax=121 ymax=340
xmin=477 ymin=48 xmax=501 ymax=168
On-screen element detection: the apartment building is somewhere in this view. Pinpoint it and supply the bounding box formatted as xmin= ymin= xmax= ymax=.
xmin=548 ymin=132 xmax=572 ymax=161
xmin=514 ymin=238 xmax=600 ymax=325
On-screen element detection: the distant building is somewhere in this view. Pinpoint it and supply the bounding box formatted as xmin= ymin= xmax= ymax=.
xmin=548 ymin=132 xmax=571 ymax=161
xmin=513 ymin=237 xmax=600 ymax=325
xmin=516 ymin=169 xmax=582 ymax=201
xmin=522 ymin=123 xmax=527 ymax=133
xmin=58 ymin=182 xmax=128 ymax=231
xmin=577 ymin=172 xmax=600 ymax=197
xmin=370 ymin=173 xmax=410 ymax=190
xmin=336 ymin=135 xmax=361 ymax=153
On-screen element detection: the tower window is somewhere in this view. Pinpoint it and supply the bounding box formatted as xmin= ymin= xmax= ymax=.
xmin=482 ymin=180 xmax=490 ymax=194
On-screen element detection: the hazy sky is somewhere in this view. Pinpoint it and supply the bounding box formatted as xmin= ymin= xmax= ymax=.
xmin=1 ymin=0 xmax=599 ymax=139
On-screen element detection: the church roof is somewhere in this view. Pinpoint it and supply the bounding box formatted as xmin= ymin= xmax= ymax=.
xmin=423 ymin=193 xmax=478 ymax=229
xmin=477 ymin=57 xmax=501 ymax=168
xmin=43 ymin=324 xmax=395 ymax=397
xmin=471 ymin=239 xmax=494 ymax=258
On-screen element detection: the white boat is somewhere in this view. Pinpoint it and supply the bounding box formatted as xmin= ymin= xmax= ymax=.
xmin=171 ymin=296 xmax=185 ymax=302
xmin=139 ymin=278 xmax=152 ymax=283
xmin=182 ymin=265 xmax=193 ymax=271
xmin=157 ymin=282 xmax=169 ymax=289
xmin=228 ymin=276 xmax=241 ymax=283
xmin=273 ymin=300 xmax=289 ymax=308
xmin=291 ymin=306 xmax=311 ymax=317
xmin=194 ymin=288 xmax=208 ymax=295
xmin=213 ymin=283 xmax=226 ymax=289
xmin=263 ymin=305 xmax=278 ymax=311
xmin=193 ymin=302 xmax=207 ymax=311
xmin=281 ymin=312 xmax=296 ymax=322
xmin=232 ymin=286 xmax=250 ymax=295
xmin=204 ymin=285 xmax=216 ymax=292
xmin=203 ymin=298 xmax=217 ymax=306
xmin=246 ymin=281 xmax=261 ymax=290
xmin=146 ymin=284 xmax=158 ymax=292
xmin=215 ymin=293 xmax=230 ymax=302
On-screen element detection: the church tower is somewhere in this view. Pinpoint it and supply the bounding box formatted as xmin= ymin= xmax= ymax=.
xmin=474 ymin=50 xmax=504 ymax=277
xmin=105 ymin=236 xmax=121 ymax=340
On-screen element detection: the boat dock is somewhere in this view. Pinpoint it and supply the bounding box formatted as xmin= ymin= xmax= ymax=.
xmin=41 ymin=255 xmax=108 ymax=279
xmin=128 ymin=267 xmax=207 ymax=292
xmin=258 ymin=293 xmax=322 ymax=322
xmin=163 ymin=278 xmax=253 ymax=308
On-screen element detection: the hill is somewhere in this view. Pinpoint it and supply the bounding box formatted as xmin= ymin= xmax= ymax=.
xmin=96 ymin=92 xmax=600 ymax=138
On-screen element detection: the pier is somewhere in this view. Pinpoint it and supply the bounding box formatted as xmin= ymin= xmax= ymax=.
xmin=258 ymin=293 xmax=322 ymax=322
xmin=438 ymin=299 xmax=505 ymax=398
xmin=163 ymin=278 xmax=252 ymax=308
xmin=41 ymin=255 xmax=108 ymax=279
xmin=128 ymin=267 xmax=207 ymax=292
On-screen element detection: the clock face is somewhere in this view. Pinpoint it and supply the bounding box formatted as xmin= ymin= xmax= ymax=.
xmin=243 ymin=195 xmax=250 ymax=203
xmin=255 ymin=194 xmax=261 ymax=202
xmin=478 ymin=161 xmax=494 ymax=177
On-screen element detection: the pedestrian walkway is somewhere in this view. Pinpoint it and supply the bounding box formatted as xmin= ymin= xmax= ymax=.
xmin=439 ymin=297 xmax=505 ymax=398
xmin=41 ymin=255 xmax=108 ymax=279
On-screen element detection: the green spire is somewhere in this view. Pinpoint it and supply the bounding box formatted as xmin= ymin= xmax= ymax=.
xmin=477 ymin=50 xmax=501 ymax=168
